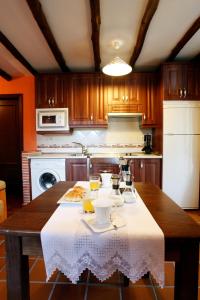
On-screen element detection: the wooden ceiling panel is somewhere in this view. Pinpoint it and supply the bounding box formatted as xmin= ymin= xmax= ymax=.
xmin=0 ymin=0 xmax=199 ymax=76
xmin=40 ymin=0 xmax=94 ymax=71
xmin=0 ymin=44 xmax=31 ymax=78
xmin=100 ymin=0 xmax=148 ymax=67
xmin=0 ymin=0 xmax=59 ymax=73
xmin=135 ymin=0 xmax=200 ymax=70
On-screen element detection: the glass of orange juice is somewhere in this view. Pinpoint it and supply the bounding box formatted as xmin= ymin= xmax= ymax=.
xmin=89 ymin=175 xmax=100 ymax=191
xmin=82 ymin=191 xmax=94 ymax=213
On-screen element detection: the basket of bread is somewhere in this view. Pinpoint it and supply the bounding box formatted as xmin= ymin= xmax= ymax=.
xmin=61 ymin=185 xmax=86 ymax=203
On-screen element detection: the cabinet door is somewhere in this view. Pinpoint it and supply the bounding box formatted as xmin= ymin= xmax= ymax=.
xmin=92 ymin=76 xmax=108 ymax=126
xmin=105 ymin=74 xmax=145 ymax=113
xmin=69 ymin=76 xmax=91 ymax=126
xmin=69 ymin=75 xmax=107 ymax=127
xmin=130 ymin=159 xmax=161 ymax=187
xmin=66 ymin=159 xmax=88 ymax=181
xmin=162 ymin=64 xmax=183 ymax=100
xmin=106 ymin=77 xmax=126 ymax=105
xmin=162 ymin=63 xmax=200 ymax=100
xmin=142 ymin=73 xmax=158 ymax=127
xmin=36 ymin=75 xmax=67 ymax=108
xmin=129 ymin=159 xmax=141 ymax=182
xmin=184 ymin=64 xmax=200 ymax=100
xmin=140 ymin=159 xmax=161 ymax=187
xmin=90 ymin=158 xmax=119 ymax=176
xmin=126 ymin=74 xmax=144 ymax=106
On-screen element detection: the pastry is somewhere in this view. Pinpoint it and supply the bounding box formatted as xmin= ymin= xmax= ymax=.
xmin=63 ymin=186 xmax=86 ymax=202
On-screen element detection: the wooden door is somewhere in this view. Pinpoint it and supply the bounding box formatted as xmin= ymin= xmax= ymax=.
xmin=66 ymin=158 xmax=88 ymax=181
xmin=0 ymin=95 xmax=23 ymax=198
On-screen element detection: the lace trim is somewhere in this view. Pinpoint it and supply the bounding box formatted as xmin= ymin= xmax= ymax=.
xmin=45 ymin=251 xmax=163 ymax=287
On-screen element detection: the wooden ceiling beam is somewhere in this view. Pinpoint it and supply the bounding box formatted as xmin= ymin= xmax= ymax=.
xmin=0 ymin=68 xmax=12 ymax=81
xmin=26 ymin=0 xmax=70 ymax=72
xmin=89 ymin=0 xmax=101 ymax=71
xmin=167 ymin=16 xmax=200 ymax=61
xmin=129 ymin=0 xmax=159 ymax=67
xmin=0 ymin=31 xmax=37 ymax=76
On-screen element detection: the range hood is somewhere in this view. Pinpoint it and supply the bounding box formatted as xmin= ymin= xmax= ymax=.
xmin=107 ymin=112 xmax=143 ymax=118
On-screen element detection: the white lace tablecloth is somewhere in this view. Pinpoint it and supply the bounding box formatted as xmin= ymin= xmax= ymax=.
xmin=41 ymin=182 xmax=164 ymax=286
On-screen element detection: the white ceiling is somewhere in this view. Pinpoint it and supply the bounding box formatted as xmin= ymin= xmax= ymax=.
xmin=0 ymin=0 xmax=200 ymax=78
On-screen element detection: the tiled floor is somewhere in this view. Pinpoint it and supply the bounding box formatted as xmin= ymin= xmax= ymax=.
xmin=1 ymin=202 xmax=200 ymax=300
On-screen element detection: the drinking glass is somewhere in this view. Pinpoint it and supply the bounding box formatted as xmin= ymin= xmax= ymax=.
xmin=89 ymin=175 xmax=100 ymax=191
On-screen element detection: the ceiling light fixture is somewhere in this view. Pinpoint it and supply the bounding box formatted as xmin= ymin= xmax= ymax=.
xmin=102 ymin=40 xmax=132 ymax=76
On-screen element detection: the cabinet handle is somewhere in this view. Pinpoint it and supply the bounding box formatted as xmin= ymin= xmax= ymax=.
xmin=125 ymin=95 xmax=128 ymax=101
xmin=122 ymin=96 xmax=125 ymax=101
xmin=140 ymin=162 xmax=143 ymax=168
xmin=90 ymin=114 xmax=93 ymax=121
xmin=183 ymin=88 xmax=187 ymax=98
xmin=89 ymin=163 xmax=92 ymax=169
xmin=143 ymin=114 xmax=146 ymax=120
xmin=51 ymin=98 xmax=55 ymax=106
xmin=179 ymin=89 xmax=183 ymax=98
xmin=48 ymin=98 xmax=51 ymax=106
xmin=105 ymin=115 xmax=108 ymax=121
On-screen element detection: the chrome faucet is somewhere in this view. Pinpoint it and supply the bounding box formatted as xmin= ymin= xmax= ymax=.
xmin=72 ymin=142 xmax=89 ymax=156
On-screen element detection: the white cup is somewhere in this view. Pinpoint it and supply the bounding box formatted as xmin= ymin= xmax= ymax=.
xmin=93 ymin=199 xmax=112 ymax=225
xmin=100 ymin=173 xmax=112 ymax=188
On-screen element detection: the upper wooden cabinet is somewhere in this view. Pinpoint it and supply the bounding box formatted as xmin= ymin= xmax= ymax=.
xmin=162 ymin=63 xmax=200 ymax=100
xmin=141 ymin=73 xmax=159 ymax=128
xmin=35 ymin=72 xmax=161 ymax=128
xmin=36 ymin=74 xmax=69 ymax=108
xmin=103 ymin=74 xmax=146 ymax=113
xmin=69 ymin=74 xmax=108 ymax=128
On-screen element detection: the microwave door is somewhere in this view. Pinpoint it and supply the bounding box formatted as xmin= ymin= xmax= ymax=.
xmin=42 ymin=115 xmax=57 ymax=126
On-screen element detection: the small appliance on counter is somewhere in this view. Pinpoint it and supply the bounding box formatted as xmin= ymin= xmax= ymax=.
xmin=142 ymin=134 xmax=152 ymax=154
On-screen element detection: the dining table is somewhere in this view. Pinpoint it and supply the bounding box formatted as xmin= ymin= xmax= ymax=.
xmin=0 ymin=181 xmax=200 ymax=300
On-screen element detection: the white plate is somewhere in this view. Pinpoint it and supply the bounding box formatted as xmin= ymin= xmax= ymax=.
xmin=82 ymin=214 xmax=126 ymax=233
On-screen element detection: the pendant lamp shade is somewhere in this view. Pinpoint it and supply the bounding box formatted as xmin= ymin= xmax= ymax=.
xmin=102 ymin=56 xmax=132 ymax=76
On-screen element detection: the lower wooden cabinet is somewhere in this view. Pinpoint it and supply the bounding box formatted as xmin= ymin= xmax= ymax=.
xmin=130 ymin=158 xmax=161 ymax=188
xmin=65 ymin=157 xmax=161 ymax=187
xmin=89 ymin=158 xmax=120 ymax=176
xmin=66 ymin=158 xmax=88 ymax=181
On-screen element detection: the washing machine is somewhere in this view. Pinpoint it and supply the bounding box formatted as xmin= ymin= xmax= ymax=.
xmin=31 ymin=158 xmax=66 ymax=199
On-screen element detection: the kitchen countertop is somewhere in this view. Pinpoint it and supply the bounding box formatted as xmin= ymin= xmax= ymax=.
xmin=27 ymin=152 xmax=162 ymax=159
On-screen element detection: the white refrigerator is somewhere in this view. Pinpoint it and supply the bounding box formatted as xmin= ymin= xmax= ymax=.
xmin=162 ymin=101 xmax=200 ymax=209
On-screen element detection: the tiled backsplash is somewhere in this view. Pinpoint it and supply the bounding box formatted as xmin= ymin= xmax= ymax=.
xmin=37 ymin=117 xmax=152 ymax=152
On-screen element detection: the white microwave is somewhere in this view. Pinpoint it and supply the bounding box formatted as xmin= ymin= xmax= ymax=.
xmin=36 ymin=108 xmax=69 ymax=131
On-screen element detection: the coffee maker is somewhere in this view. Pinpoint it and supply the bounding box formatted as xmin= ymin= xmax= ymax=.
xmin=142 ymin=134 xmax=152 ymax=154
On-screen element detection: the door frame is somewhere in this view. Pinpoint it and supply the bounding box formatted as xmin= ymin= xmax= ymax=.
xmin=0 ymin=94 xmax=23 ymax=194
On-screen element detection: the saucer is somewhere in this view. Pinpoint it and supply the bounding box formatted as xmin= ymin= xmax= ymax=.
xmin=82 ymin=214 xmax=126 ymax=233
xmin=82 ymin=215 xmax=112 ymax=232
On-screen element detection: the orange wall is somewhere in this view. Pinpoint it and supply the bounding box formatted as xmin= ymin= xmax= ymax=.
xmin=0 ymin=76 xmax=36 ymax=151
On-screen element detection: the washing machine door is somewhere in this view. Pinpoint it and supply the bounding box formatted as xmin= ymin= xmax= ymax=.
xmin=38 ymin=170 xmax=60 ymax=191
